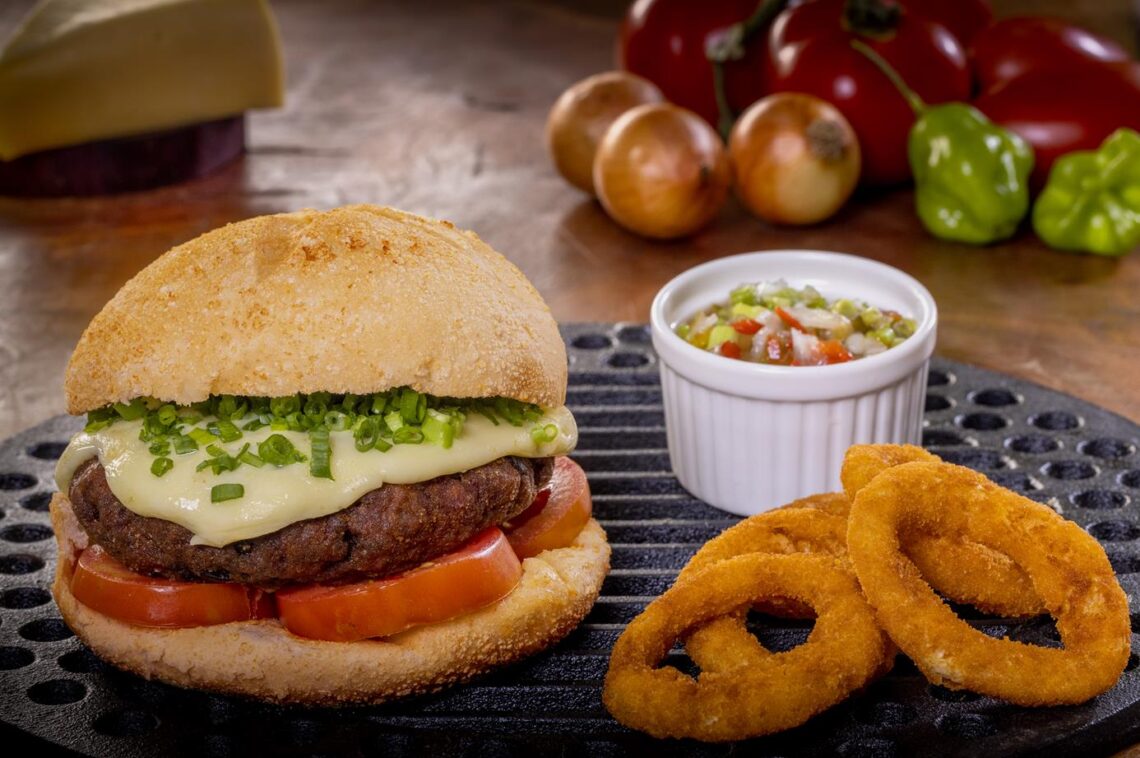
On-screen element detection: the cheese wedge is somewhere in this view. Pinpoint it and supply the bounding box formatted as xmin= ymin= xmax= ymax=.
xmin=0 ymin=0 xmax=284 ymax=160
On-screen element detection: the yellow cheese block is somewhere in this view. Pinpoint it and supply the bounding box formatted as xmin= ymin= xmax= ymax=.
xmin=0 ymin=0 xmax=284 ymax=160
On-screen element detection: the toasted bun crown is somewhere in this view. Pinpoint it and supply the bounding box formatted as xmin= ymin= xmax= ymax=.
xmin=65 ymin=206 xmax=566 ymax=413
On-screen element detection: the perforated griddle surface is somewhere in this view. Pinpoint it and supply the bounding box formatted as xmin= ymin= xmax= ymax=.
xmin=2 ymin=323 xmax=1140 ymax=757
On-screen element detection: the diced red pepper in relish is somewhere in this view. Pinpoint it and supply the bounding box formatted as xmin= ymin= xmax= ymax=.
xmin=719 ymin=341 xmax=742 ymax=359
xmin=731 ymin=318 xmax=761 ymax=335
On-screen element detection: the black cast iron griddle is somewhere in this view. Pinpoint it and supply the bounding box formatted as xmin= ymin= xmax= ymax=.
xmin=2 ymin=322 xmax=1140 ymax=758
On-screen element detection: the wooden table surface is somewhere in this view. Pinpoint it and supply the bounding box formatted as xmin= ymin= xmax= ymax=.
xmin=0 ymin=0 xmax=1137 ymax=439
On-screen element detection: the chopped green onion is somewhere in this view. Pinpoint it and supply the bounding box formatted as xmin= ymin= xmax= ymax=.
xmin=530 ymin=423 xmax=559 ymax=444
xmin=148 ymin=440 xmax=171 ymax=456
xmin=353 ymin=418 xmax=380 ymax=452
xmin=374 ymin=436 xmax=392 ymax=452
xmin=188 ymin=427 xmax=216 ymax=446
xmin=370 ymin=393 xmax=388 ymax=415
xmin=324 ymin=410 xmax=351 ymax=432
xmin=237 ymin=443 xmax=265 ymax=468
xmin=210 ymin=419 xmax=242 ymax=443
xmin=242 ymin=418 xmax=266 ymax=431
xmin=258 ymin=434 xmax=305 ymax=466
xmin=156 ymin=404 xmax=179 ymax=427
xmin=384 ymin=410 xmax=405 ymax=432
xmin=113 ymin=398 xmax=147 ymax=421
xmin=422 ymin=410 xmax=455 ymax=448
xmin=399 ymin=389 xmax=426 ymax=424
xmin=151 ymin=457 xmax=173 ymax=477
xmin=309 ymin=425 xmax=334 ymax=479
xmin=393 ymin=426 xmax=424 ymax=444
xmin=205 ymin=443 xmax=227 ymax=458
xmin=211 ymin=483 xmax=244 ymax=503
xmin=270 ymin=395 xmax=301 ymax=418
xmin=303 ymin=392 xmax=331 ymax=420
xmin=215 ymin=395 xmax=248 ymax=420
xmin=173 ymin=435 xmax=198 ymax=455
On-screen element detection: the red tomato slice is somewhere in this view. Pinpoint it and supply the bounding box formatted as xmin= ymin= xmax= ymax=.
xmin=505 ymin=457 xmax=593 ymax=560
xmin=731 ymin=318 xmax=761 ymax=335
xmin=276 ymin=527 xmax=521 ymax=642
xmin=718 ymin=341 xmax=742 ymax=359
xmin=774 ymin=306 xmax=805 ymax=331
xmin=71 ymin=545 xmax=269 ymax=627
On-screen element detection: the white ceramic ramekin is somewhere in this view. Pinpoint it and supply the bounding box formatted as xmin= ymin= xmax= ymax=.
xmin=650 ymin=251 xmax=938 ymax=517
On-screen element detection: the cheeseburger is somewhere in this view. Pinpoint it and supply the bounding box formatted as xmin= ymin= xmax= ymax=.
xmin=50 ymin=205 xmax=609 ymax=704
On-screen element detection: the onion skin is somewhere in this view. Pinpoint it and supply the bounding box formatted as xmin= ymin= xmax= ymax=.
xmin=546 ymin=71 xmax=664 ymax=194
xmin=730 ymin=94 xmax=861 ymax=225
xmin=594 ymin=103 xmax=731 ymax=240
xmin=725 ymin=94 xmax=857 ymax=224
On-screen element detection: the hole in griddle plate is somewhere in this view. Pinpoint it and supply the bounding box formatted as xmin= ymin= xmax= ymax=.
xmin=1030 ymin=411 xmax=1080 ymax=431
xmin=570 ymin=333 xmax=612 ymax=350
xmin=940 ymin=448 xmax=1007 ymax=471
xmin=617 ymin=325 xmax=651 ymax=344
xmin=27 ymin=678 xmax=87 ymax=705
xmin=113 ymin=674 xmax=178 ymax=707
xmin=836 ymin=737 xmax=899 ymax=758
xmin=1122 ymin=471 xmax=1140 ymax=489
xmin=19 ymin=618 xmax=73 ymax=642
xmin=923 ymin=429 xmax=965 ymax=447
xmin=0 ymin=553 xmax=45 ymax=574
xmin=928 ymin=685 xmax=981 ymax=703
xmin=0 ymin=473 xmax=35 ymax=490
xmin=58 ymin=648 xmax=110 ymax=674
xmin=936 ymin=713 xmax=998 ymax=739
xmin=969 ymin=388 xmax=1019 ymax=407
xmin=1080 ymin=438 xmax=1134 ymax=460
xmin=0 ymin=646 xmax=34 ymax=670
xmin=1088 ymin=521 xmax=1140 ymax=542
xmin=93 ymin=708 xmax=159 ymax=737
xmin=192 ymin=733 xmax=238 ymax=758
xmin=26 ymin=442 xmax=68 ymax=461
xmin=19 ymin=492 xmax=52 ymax=513
xmin=1043 ymin=460 xmax=1097 ymax=481
xmin=927 ymin=369 xmax=951 ymax=386
xmin=925 ymin=394 xmax=952 ymax=412
xmin=1110 ymin=553 xmax=1140 ymax=575
xmin=568 ymin=371 xmax=661 ymax=387
xmin=852 ymin=700 xmax=916 ymax=728
xmin=986 ymin=471 xmax=1039 ymax=494
xmin=1006 ymin=434 xmax=1060 ymax=455
xmin=1128 ymin=653 xmax=1140 ymax=672
xmin=1 ymin=586 xmax=51 ymax=609
xmin=0 ymin=523 xmax=52 ymax=543
xmin=607 ymin=352 xmax=650 ymax=369
xmin=958 ymin=412 xmax=1009 ymax=431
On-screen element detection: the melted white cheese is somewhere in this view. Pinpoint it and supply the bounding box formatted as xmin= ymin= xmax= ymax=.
xmin=56 ymin=406 xmax=577 ymax=547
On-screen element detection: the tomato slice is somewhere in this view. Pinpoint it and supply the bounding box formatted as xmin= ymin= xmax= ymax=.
xmin=71 ymin=545 xmax=270 ymax=627
xmin=505 ymin=457 xmax=593 ymax=560
xmin=775 ymin=306 xmax=805 ymax=331
xmin=276 ymin=527 xmax=521 ymax=642
xmin=718 ymin=341 xmax=742 ymax=359
xmin=731 ymin=318 xmax=761 ymax=335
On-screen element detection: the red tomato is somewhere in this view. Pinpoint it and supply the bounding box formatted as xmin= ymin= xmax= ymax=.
xmin=505 ymin=457 xmax=593 ymax=559
xmin=619 ymin=0 xmax=771 ymax=126
xmin=731 ymin=318 xmax=762 ymax=335
xmin=819 ymin=339 xmax=854 ymax=365
xmin=971 ymin=17 xmax=1130 ymax=93
xmin=718 ymin=341 xmax=743 ymax=359
xmin=895 ymin=0 xmax=992 ymax=47
xmin=765 ymin=0 xmax=970 ymax=185
xmin=71 ymin=545 xmax=271 ymax=627
xmin=277 ymin=528 xmax=522 ymax=642
xmin=774 ymin=306 xmax=805 ymax=331
xmin=974 ymin=62 xmax=1140 ymax=190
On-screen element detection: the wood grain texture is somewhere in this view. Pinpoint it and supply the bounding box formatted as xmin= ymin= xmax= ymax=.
xmin=0 ymin=0 xmax=1137 ymax=438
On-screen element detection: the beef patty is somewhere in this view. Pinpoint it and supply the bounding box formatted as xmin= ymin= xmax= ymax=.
xmin=67 ymin=456 xmax=553 ymax=587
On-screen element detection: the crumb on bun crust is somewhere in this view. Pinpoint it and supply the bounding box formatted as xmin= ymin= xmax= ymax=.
xmin=50 ymin=493 xmax=609 ymax=704
xmin=64 ymin=205 xmax=567 ymax=414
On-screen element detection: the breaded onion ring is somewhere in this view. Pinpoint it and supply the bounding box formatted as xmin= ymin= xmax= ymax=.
xmin=842 ymin=444 xmax=1043 ymax=617
xmin=848 ymin=460 xmax=1131 ymax=705
xmin=603 ymin=553 xmax=892 ymax=741
xmin=677 ymin=505 xmax=850 ymax=671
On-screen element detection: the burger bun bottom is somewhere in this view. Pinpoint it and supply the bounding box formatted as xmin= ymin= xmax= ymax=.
xmin=50 ymin=493 xmax=610 ymax=705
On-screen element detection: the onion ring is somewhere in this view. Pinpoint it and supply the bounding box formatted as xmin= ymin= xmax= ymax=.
xmin=603 ymin=553 xmax=892 ymax=741
xmin=841 ymin=444 xmax=1043 ymax=617
xmin=847 ymin=460 xmax=1131 ymax=705
xmin=677 ymin=505 xmax=850 ymax=672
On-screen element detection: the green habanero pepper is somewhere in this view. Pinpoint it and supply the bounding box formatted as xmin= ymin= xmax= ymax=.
xmin=853 ymin=41 xmax=1033 ymax=245
xmin=1032 ymin=128 xmax=1140 ymax=257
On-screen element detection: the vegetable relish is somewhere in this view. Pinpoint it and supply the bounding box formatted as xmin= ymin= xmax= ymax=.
xmin=675 ymin=280 xmax=917 ymax=366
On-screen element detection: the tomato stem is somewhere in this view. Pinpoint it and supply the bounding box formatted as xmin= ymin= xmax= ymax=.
xmin=850 ymin=39 xmax=925 ymax=115
xmin=706 ymin=0 xmax=787 ymax=140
